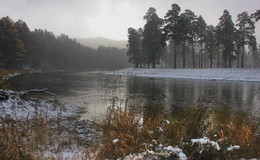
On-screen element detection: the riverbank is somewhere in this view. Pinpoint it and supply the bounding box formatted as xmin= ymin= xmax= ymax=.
xmin=0 ymin=88 xmax=102 ymax=159
xmin=0 ymin=69 xmax=24 ymax=81
xmin=106 ymin=68 xmax=260 ymax=82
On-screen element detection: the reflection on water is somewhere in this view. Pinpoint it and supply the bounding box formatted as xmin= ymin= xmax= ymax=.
xmin=127 ymin=77 xmax=260 ymax=118
xmin=8 ymin=72 xmax=260 ymax=119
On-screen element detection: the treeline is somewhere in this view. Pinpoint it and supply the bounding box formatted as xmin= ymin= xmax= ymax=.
xmin=0 ymin=16 xmax=129 ymax=70
xmin=127 ymin=4 xmax=260 ymax=68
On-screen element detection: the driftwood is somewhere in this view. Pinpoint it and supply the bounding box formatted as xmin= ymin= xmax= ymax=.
xmin=0 ymin=80 xmax=56 ymax=101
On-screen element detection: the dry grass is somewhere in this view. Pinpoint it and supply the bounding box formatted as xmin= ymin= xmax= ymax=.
xmin=1 ymin=92 xmax=259 ymax=159
xmin=89 ymin=103 xmax=260 ymax=160
xmin=0 ymin=114 xmax=83 ymax=160
xmin=0 ymin=117 xmax=52 ymax=160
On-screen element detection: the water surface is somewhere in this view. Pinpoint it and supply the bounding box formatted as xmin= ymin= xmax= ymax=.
xmin=8 ymin=71 xmax=260 ymax=119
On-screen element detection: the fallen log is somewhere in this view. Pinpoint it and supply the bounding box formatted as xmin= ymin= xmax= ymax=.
xmin=0 ymin=81 xmax=56 ymax=101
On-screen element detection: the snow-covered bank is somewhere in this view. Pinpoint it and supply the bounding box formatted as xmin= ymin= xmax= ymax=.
xmin=0 ymin=69 xmax=24 ymax=82
xmin=0 ymin=89 xmax=80 ymax=120
xmin=0 ymin=89 xmax=102 ymax=159
xmin=106 ymin=68 xmax=260 ymax=82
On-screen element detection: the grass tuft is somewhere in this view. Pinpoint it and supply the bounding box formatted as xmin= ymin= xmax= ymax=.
xmin=91 ymin=103 xmax=260 ymax=159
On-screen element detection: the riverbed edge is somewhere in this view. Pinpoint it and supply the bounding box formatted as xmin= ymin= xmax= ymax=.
xmin=105 ymin=68 xmax=260 ymax=82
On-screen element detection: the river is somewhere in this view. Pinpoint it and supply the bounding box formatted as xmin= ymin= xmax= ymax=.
xmin=8 ymin=71 xmax=260 ymax=119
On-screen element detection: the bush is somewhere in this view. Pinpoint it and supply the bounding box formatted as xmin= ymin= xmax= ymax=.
xmin=91 ymin=103 xmax=260 ymax=160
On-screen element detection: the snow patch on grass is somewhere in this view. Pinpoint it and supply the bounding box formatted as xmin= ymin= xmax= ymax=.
xmin=113 ymin=138 xmax=119 ymax=143
xmin=121 ymin=145 xmax=187 ymax=160
xmin=227 ymin=145 xmax=240 ymax=151
xmin=191 ymin=137 xmax=221 ymax=151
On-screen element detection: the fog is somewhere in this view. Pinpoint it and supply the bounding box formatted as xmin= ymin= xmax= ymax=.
xmin=0 ymin=0 xmax=259 ymax=41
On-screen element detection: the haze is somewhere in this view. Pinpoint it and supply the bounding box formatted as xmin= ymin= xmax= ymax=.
xmin=0 ymin=0 xmax=259 ymax=41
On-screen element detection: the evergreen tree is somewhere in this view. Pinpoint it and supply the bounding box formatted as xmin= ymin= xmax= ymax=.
xmin=204 ymin=25 xmax=216 ymax=68
xmin=251 ymin=10 xmax=260 ymax=22
xmin=0 ymin=16 xmax=130 ymax=70
xmin=163 ymin=3 xmax=182 ymax=68
xmin=127 ymin=27 xmax=143 ymax=68
xmin=143 ymin=7 xmax=164 ymax=68
xmin=186 ymin=11 xmax=198 ymax=68
xmin=236 ymin=11 xmax=255 ymax=68
xmin=179 ymin=10 xmax=195 ymax=68
xmin=216 ymin=10 xmax=236 ymax=68
xmin=0 ymin=16 xmax=25 ymax=68
xmin=193 ymin=16 xmax=207 ymax=68
xmin=248 ymin=35 xmax=258 ymax=67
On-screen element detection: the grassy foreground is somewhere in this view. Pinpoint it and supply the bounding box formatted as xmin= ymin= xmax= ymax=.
xmin=0 ymin=100 xmax=259 ymax=159
xmin=87 ymin=103 xmax=260 ymax=160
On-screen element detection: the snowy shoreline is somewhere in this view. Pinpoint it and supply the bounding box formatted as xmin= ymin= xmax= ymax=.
xmin=106 ymin=68 xmax=260 ymax=82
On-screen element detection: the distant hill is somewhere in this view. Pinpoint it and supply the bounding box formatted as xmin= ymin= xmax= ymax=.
xmin=76 ymin=37 xmax=127 ymax=49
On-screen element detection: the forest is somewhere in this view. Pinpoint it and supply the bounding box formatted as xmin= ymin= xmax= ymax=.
xmin=0 ymin=16 xmax=129 ymax=71
xmin=127 ymin=3 xmax=260 ymax=68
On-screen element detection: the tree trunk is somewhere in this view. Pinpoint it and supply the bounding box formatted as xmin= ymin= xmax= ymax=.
xmin=192 ymin=43 xmax=195 ymax=68
xmin=198 ymin=52 xmax=201 ymax=68
xmin=241 ymin=44 xmax=245 ymax=68
xmin=152 ymin=61 xmax=156 ymax=68
xmin=237 ymin=49 xmax=240 ymax=68
xmin=201 ymin=51 xmax=203 ymax=68
xmin=229 ymin=54 xmax=232 ymax=68
xmin=174 ymin=45 xmax=177 ymax=69
xmin=182 ymin=41 xmax=186 ymax=68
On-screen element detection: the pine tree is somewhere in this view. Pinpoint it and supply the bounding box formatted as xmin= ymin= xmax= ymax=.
xmin=186 ymin=11 xmax=198 ymax=68
xmin=0 ymin=17 xmax=26 ymax=68
xmin=251 ymin=10 xmax=260 ymax=22
xmin=143 ymin=7 xmax=164 ymax=68
xmin=163 ymin=4 xmax=182 ymax=68
xmin=179 ymin=10 xmax=195 ymax=68
xmin=216 ymin=10 xmax=236 ymax=68
xmin=236 ymin=11 xmax=255 ymax=68
xmin=192 ymin=15 xmax=207 ymax=68
xmin=127 ymin=27 xmax=143 ymax=68
xmin=204 ymin=25 xmax=216 ymax=68
xmin=248 ymin=35 xmax=258 ymax=67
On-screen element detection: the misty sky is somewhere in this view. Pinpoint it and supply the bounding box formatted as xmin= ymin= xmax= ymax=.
xmin=0 ymin=0 xmax=259 ymax=41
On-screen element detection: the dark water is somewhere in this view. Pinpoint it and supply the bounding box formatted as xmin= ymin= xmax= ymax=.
xmin=8 ymin=71 xmax=260 ymax=119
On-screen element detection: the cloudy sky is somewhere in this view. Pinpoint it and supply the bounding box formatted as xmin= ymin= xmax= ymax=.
xmin=0 ymin=0 xmax=259 ymax=41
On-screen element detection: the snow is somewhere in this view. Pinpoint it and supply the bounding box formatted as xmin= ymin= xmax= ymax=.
xmin=163 ymin=146 xmax=187 ymax=160
xmin=227 ymin=145 xmax=240 ymax=151
xmin=165 ymin=120 xmax=170 ymax=124
xmin=121 ymin=153 xmax=146 ymax=160
xmin=0 ymin=89 xmax=80 ymax=120
xmin=106 ymin=68 xmax=260 ymax=82
xmin=121 ymin=145 xmax=187 ymax=160
xmin=191 ymin=137 xmax=221 ymax=151
xmin=0 ymin=89 xmax=103 ymax=159
xmin=44 ymin=146 xmax=86 ymax=160
xmin=2 ymin=73 xmax=22 ymax=80
xmin=113 ymin=138 xmax=119 ymax=143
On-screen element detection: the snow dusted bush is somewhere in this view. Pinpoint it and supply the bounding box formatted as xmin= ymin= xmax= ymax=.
xmin=88 ymin=103 xmax=260 ymax=160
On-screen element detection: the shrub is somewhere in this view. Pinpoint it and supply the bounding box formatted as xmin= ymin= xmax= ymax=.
xmin=91 ymin=103 xmax=260 ymax=160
